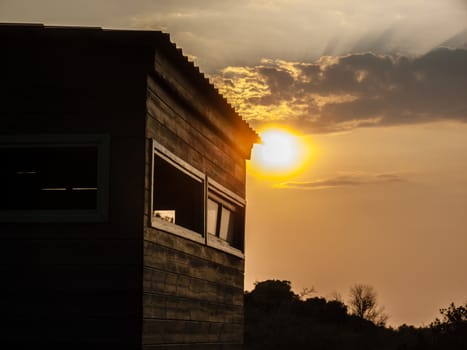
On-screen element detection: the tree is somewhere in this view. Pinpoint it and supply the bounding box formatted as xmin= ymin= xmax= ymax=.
xmin=348 ymin=283 xmax=388 ymax=326
xmin=431 ymin=302 xmax=467 ymax=333
xmin=299 ymin=286 xmax=317 ymax=300
xmin=245 ymin=280 xmax=298 ymax=311
xmin=244 ymin=280 xmax=300 ymax=347
xmin=435 ymin=302 xmax=467 ymax=326
xmin=429 ymin=302 xmax=467 ymax=349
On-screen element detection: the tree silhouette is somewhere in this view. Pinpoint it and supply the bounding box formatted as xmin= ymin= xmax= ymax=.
xmin=432 ymin=302 xmax=467 ymax=327
xmin=348 ymin=283 xmax=388 ymax=326
xmin=246 ymin=280 xmax=298 ymax=311
xmin=430 ymin=302 xmax=467 ymax=349
xmin=244 ymin=279 xmax=465 ymax=349
xmin=244 ymin=280 xmax=381 ymax=349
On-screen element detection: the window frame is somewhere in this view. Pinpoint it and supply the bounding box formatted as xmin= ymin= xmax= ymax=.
xmin=207 ymin=178 xmax=245 ymax=258
xmin=0 ymin=134 xmax=110 ymax=222
xmin=150 ymin=140 xmax=245 ymax=258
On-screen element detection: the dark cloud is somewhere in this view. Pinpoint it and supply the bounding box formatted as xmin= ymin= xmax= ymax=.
xmin=276 ymin=173 xmax=404 ymax=190
xmin=214 ymin=47 xmax=467 ymax=133
xmin=439 ymin=28 xmax=467 ymax=49
xmin=257 ymin=67 xmax=294 ymax=94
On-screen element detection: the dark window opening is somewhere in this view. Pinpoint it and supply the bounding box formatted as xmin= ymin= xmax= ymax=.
xmin=153 ymin=154 xmax=204 ymax=234
xmin=0 ymin=146 xmax=98 ymax=210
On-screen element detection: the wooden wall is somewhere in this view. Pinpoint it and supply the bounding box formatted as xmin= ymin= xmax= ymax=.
xmin=1 ymin=25 xmax=255 ymax=348
xmin=0 ymin=27 xmax=149 ymax=347
xmin=143 ymin=229 xmax=244 ymax=349
xmin=143 ymin=50 xmax=248 ymax=348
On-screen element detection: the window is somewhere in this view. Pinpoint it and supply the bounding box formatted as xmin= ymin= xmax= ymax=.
xmin=151 ymin=142 xmax=205 ymax=244
xmin=207 ymin=183 xmax=245 ymax=251
xmin=151 ymin=141 xmax=245 ymax=256
xmin=152 ymin=151 xmax=204 ymax=236
xmin=0 ymin=135 xmax=109 ymax=222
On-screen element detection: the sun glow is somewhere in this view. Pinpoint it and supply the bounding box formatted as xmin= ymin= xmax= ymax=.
xmin=249 ymin=127 xmax=312 ymax=179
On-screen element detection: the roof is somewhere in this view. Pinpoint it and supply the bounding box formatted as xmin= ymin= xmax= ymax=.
xmin=0 ymin=23 xmax=259 ymax=146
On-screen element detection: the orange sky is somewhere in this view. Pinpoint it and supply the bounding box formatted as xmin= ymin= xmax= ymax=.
xmin=245 ymin=122 xmax=467 ymax=326
xmin=2 ymin=0 xmax=467 ymax=327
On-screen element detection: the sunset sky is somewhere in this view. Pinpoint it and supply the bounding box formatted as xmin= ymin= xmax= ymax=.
xmin=2 ymin=0 xmax=467 ymax=327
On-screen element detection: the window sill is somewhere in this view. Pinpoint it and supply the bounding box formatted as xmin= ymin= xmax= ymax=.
xmin=150 ymin=218 xmax=244 ymax=258
xmin=207 ymin=234 xmax=245 ymax=259
xmin=151 ymin=217 xmax=205 ymax=245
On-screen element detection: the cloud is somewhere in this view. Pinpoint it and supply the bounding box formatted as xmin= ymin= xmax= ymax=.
xmin=2 ymin=1 xmax=466 ymax=72
xmin=211 ymin=48 xmax=467 ymax=133
xmin=275 ymin=172 xmax=404 ymax=190
xmin=125 ymin=0 xmax=467 ymax=72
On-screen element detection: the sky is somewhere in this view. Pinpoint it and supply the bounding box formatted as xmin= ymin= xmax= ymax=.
xmin=2 ymin=0 xmax=467 ymax=327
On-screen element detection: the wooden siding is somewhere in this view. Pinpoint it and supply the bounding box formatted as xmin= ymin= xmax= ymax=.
xmin=152 ymin=48 xmax=256 ymax=161
xmin=143 ymin=228 xmax=244 ymax=348
xmin=0 ymin=28 xmax=148 ymax=347
xmin=146 ymin=78 xmax=246 ymax=196
xmin=143 ymin=51 xmax=248 ymax=348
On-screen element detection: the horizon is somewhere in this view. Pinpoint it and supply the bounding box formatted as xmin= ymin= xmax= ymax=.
xmin=2 ymin=0 xmax=467 ymax=327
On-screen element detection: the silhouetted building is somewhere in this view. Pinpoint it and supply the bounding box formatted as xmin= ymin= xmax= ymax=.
xmin=0 ymin=23 xmax=258 ymax=348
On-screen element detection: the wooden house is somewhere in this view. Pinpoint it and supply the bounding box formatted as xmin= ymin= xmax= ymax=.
xmin=0 ymin=24 xmax=258 ymax=348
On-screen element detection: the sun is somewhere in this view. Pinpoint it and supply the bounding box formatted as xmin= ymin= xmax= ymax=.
xmin=250 ymin=127 xmax=311 ymax=178
xmin=256 ymin=129 xmax=300 ymax=169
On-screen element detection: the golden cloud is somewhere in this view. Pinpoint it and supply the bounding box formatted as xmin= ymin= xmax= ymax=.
xmin=210 ymin=48 xmax=467 ymax=133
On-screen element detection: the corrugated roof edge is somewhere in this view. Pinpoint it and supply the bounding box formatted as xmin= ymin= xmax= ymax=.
xmin=0 ymin=23 xmax=260 ymax=144
xmin=148 ymin=29 xmax=260 ymax=144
